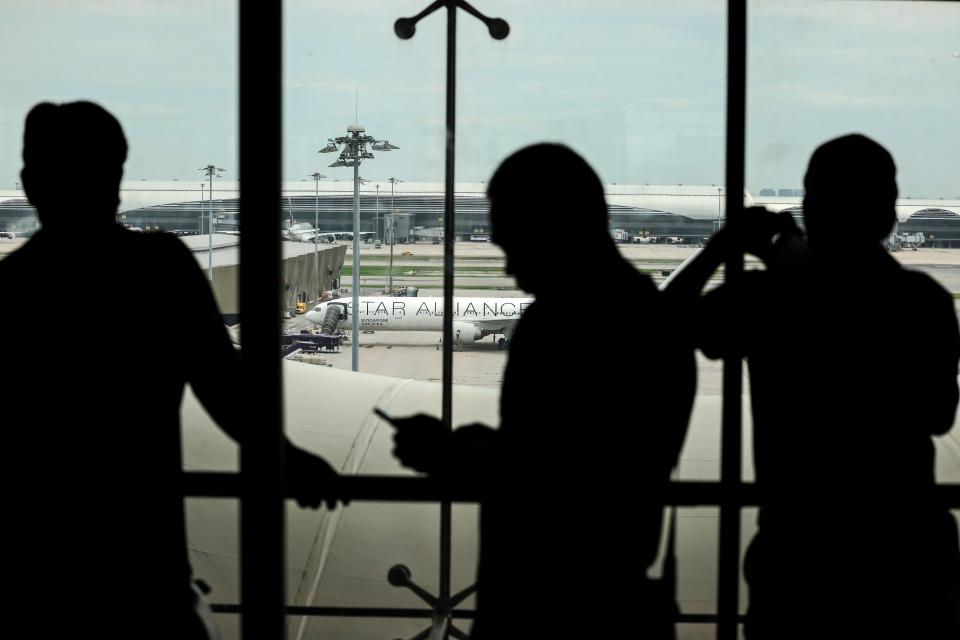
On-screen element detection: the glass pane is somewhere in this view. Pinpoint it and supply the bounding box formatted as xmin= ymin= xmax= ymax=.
xmin=0 ymin=1 xmax=243 ymax=637
xmin=747 ymin=1 xmax=960 ymax=637
xmin=280 ymin=2 xmax=466 ymax=637
xmin=747 ymin=1 xmax=960 ymax=458
xmin=0 ymin=0 xmax=237 ymax=254
xmin=455 ymin=0 xmax=728 ymax=382
xmin=455 ymin=2 xmax=728 ymax=632
xmin=281 ymin=0 xmax=444 ymax=377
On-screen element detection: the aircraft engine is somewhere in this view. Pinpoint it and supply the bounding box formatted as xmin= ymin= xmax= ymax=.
xmin=452 ymin=321 xmax=482 ymax=345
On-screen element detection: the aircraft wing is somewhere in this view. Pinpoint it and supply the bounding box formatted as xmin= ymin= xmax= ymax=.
xmin=315 ymin=231 xmax=353 ymax=241
xmin=470 ymin=317 xmax=520 ymax=333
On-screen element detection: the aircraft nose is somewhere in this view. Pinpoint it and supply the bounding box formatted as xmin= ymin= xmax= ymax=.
xmin=305 ymin=310 xmax=322 ymax=324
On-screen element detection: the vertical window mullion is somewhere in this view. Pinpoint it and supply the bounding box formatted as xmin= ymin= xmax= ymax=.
xmin=718 ymin=1 xmax=747 ymax=638
xmin=239 ymin=1 xmax=286 ymax=638
xmin=440 ymin=0 xmax=457 ymax=615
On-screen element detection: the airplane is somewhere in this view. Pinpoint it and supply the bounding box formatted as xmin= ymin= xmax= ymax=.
xmin=305 ymin=296 xmax=533 ymax=348
xmin=281 ymin=219 xmax=375 ymax=244
xmin=283 ymin=219 xmax=319 ymax=242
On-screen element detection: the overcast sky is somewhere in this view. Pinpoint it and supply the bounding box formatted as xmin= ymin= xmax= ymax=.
xmin=1 ymin=0 xmax=957 ymax=197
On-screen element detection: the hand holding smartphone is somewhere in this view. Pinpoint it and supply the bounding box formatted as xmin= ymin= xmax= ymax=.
xmin=374 ymin=407 xmax=398 ymax=425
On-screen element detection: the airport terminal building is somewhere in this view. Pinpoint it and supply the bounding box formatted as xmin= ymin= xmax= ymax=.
xmin=2 ymin=181 xmax=958 ymax=246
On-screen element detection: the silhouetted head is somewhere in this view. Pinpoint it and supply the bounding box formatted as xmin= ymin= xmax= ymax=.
xmin=21 ymin=101 xmax=127 ymax=230
xmin=803 ymin=134 xmax=897 ymax=253
xmin=487 ymin=144 xmax=614 ymax=295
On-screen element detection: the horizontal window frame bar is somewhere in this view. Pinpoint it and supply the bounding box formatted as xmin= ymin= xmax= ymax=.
xmin=210 ymin=606 xmax=476 ymax=619
xmin=182 ymin=472 xmax=960 ymax=506
xmin=207 ymin=605 xmax=736 ymax=625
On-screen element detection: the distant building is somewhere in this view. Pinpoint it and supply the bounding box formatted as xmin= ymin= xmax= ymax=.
xmin=759 ymin=188 xmax=776 ymax=197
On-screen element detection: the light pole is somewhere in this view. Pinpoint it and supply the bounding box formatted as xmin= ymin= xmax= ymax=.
xmin=309 ymin=172 xmax=327 ymax=300
xmin=199 ymin=164 xmax=226 ymax=281
xmin=716 ymin=186 xmax=723 ymax=235
xmin=385 ymin=214 xmax=395 ymax=293
xmin=320 ymin=125 xmax=398 ymax=372
xmin=387 ymin=177 xmax=402 ymax=293
xmin=199 ymin=183 xmax=205 ymax=235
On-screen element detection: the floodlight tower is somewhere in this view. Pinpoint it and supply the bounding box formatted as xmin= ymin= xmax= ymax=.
xmin=308 ymin=172 xmax=327 ymax=299
xmin=386 ymin=177 xmax=403 ymax=292
xmin=320 ymin=126 xmax=398 ymax=372
xmin=199 ymin=164 xmax=226 ymax=281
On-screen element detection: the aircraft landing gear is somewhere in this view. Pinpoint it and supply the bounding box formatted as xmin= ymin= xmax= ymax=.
xmin=497 ymin=337 xmax=509 ymax=350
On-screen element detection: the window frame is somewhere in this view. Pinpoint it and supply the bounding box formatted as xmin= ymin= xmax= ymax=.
xmin=178 ymin=2 xmax=960 ymax=639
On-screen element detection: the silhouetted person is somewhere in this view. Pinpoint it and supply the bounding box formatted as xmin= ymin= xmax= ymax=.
xmin=391 ymin=144 xmax=695 ymax=639
xmin=0 ymin=102 xmax=341 ymax=638
xmin=667 ymin=134 xmax=960 ymax=638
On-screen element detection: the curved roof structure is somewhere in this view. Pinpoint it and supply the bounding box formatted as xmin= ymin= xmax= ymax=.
xmin=755 ymin=196 xmax=960 ymax=223
xmin=3 ymin=183 xmax=956 ymax=230
xmin=907 ymin=208 xmax=960 ymax=220
xmin=2 ymin=181 xmax=735 ymax=222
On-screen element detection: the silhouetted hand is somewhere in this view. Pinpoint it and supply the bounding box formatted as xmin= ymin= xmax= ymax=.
xmin=390 ymin=413 xmax=450 ymax=474
xmin=285 ymin=444 xmax=347 ymax=510
xmin=713 ymin=207 xmax=799 ymax=261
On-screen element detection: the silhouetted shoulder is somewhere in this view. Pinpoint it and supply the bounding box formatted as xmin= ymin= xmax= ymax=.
xmin=899 ymin=267 xmax=957 ymax=306
xmin=106 ymin=230 xmax=215 ymax=302
xmin=890 ymin=266 xmax=960 ymax=343
xmin=111 ymin=227 xmax=198 ymax=264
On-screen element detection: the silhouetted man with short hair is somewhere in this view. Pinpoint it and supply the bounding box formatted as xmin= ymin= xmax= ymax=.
xmin=0 ymin=101 xmax=341 ymax=638
xmin=669 ymin=134 xmax=960 ymax=638
xmin=392 ymin=143 xmax=695 ymax=639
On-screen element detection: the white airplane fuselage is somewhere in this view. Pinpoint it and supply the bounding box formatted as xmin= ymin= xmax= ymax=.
xmin=305 ymin=296 xmax=532 ymax=342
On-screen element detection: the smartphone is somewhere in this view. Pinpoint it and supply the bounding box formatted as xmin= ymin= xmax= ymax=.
xmin=373 ymin=407 xmax=396 ymax=424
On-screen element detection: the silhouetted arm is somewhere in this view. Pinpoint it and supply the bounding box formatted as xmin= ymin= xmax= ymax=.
xmin=661 ymin=229 xmax=740 ymax=359
xmin=391 ymin=414 xmax=499 ymax=478
xmin=665 ymin=209 xmax=803 ymax=359
xmin=665 ymin=209 xmax=802 ymax=303
xmin=169 ymin=235 xmax=343 ymax=508
xmin=662 ymin=230 xmax=730 ymax=302
xmin=169 ymin=234 xmax=246 ymax=440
